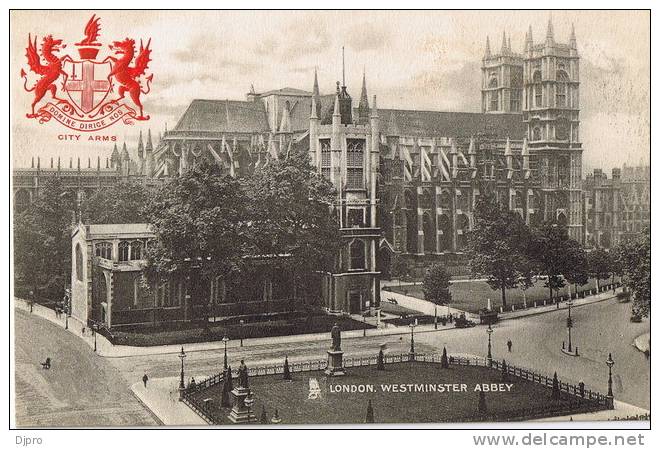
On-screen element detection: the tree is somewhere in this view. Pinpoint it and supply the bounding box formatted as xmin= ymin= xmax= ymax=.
xmin=390 ymin=254 xmax=411 ymax=287
xmin=616 ymin=227 xmax=650 ymax=318
xmin=143 ymin=162 xmax=249 ymax=320
xmin=283 ymin=356 xmax=292 ymax=380
xmin=14 ymin=177 xmax=77 ymax=300
xmin=563 ymin=239 xmax=590 ymax=297
xmin=81 ymin=182 xmax=150 ymax=224
xmin=587 ymin=248 xmax=613 ymax=292
xmin=422 ymin=263 xmax=452 ymax=306
xmin=441 ymin=346 xmax=449 ymax=368
xmin=243 ymin=150 xmax=342 ymax=306
xmin=467 ymin=194 xmax=534 ymax=308
xmin=528 ymin=222 xmax=573 ymax=301
xmin=551 ymin=372 xmax=560 ymax=400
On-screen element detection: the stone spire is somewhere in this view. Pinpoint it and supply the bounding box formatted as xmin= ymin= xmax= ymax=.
xmin=137 ymin=130 xmax=144 ymax=159
xmin=121 ymin=142 xmax=130 ymax=161
xmin=312 ymin=68 xmax=321 ymax=118
xmin=484 ymin=35 xmax=492 ymax=59
xmin=569 ymin=23 xmax=577 ymax=49
xmin=546 ymin=17 xmax=554 ymax=45
xmin=146 ymin=129 xmax=153 ymax=151
xmin=111 ymin=142 xmax=119 ymax=161
xmin=357 ymin=70 xmax=370 ymax=125
xmin=501 ymin=30 xmax=508 ymax=54
xmin=525 ymin=25 xmax=533 ymax=52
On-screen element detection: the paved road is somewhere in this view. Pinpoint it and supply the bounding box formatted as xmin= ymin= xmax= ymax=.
xmin=108 ymin=298 xmax=649 ymax=411
xmin=108 ymin=332 xmax=435 ymax=387
xmin=14 ymin=308 xmax=158 ymax=427
xmin=416 ymin=299 xmax=650 ymax=410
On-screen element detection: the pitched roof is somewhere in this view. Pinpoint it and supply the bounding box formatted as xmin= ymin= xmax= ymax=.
xmin=172 ymin=99 xmax=270 ymax=134
xmin=381 ymin=109 xmax=525 ymax=140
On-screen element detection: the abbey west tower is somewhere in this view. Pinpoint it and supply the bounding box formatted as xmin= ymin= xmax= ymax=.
xmin=482 ymin=21 xmax=583 ymax=241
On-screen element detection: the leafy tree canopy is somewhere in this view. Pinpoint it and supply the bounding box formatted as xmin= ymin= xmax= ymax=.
xmin=422 ymin=263 xmax=452 ymax=305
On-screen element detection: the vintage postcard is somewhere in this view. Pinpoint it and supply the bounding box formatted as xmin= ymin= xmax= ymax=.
xmin=9 ymin=9 xmax=650 ymax=430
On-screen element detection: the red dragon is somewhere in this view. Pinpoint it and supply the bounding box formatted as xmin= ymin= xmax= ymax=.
xmin=21 ymin=34 xmax=72 ymax=118
xmin=107 ymin=38 xmax=153 ymax=120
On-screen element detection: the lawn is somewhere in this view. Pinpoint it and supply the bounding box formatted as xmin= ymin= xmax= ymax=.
xmin=189 ymin=362 xmax=604 ymax=424
xmin=107 ymin=314 xmax=372 ymax=347
xmin=389 ymin=278 xmax=615 ymax=314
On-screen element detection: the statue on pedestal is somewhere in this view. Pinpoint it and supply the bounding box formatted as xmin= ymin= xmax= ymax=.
xmin=331 ymin=323 xmax=341 ymax=351
xmin=237 ymin=360 xmax=249 ymax=388
xmin=325 ymin=323 xmax=345 ymax=377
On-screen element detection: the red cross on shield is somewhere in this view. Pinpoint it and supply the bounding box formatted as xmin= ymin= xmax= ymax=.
xmin=63 ymin=60 xmax=112 ymax=114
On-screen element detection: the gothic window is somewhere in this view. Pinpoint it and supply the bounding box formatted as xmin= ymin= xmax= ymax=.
xmin=157 ymin=281 xmax=169 ymax=307
xmin=510 ymin=89 xmax=521 ymax=112
xmin=320 ymin=139 xmax=331 ymax=179
xmin=437 ymin=214 xmax=451 ymax=252
xmin=347 ymin=208 xmax=365 ymax=227
xmin=532 ymin=71 xmax=542 ymax=107
xmin=532 ymin=126 xmax=542 ymax=141
xmin=488 ymin=78 xmax=498 ymax=111
xmin=118 ymin=241 xmax=130 ymax=262
xmin=130 ymin=241 xmax=143 ymax=260
xmin=346 ymin=139 xmax=364 ymax=189
xmin=95 ymin=242 xmax=112 ymax=260
xmin=349 ymin=239 xmax=366 ymax=270
xmin=423 ymin=212 xmax=435 ymax=254
xmin=556 ymin=71 xmax=569 ymax=107
xmin=555 ymin=119 xmax=570 ymax=141
xmin=75 ymin=243 xmax=83 ymax=281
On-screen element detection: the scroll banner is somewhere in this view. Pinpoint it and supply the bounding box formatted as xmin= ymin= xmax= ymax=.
xmin=34 ymin=102 xmax=139 ymax=132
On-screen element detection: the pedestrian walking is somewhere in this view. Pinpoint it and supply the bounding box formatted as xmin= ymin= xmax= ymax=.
xmin=507 ymin=339 xmax=512 ymax=352
xmin=142 ymin=373 xmax=149 ymax=388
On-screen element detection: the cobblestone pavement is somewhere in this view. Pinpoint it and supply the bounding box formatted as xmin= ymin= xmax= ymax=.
xmin=14 ymin=308 xmax=158 ymax=427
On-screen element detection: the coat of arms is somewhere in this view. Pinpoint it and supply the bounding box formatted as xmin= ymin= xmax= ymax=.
xmin=20 ymin=14 xmax=153 ymax=131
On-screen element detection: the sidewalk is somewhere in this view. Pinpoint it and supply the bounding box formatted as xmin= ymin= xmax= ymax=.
xmin=532 ymin=399 xmax=649 ymax=423
xmin=130 ymin=377 xmax=206 ymax=426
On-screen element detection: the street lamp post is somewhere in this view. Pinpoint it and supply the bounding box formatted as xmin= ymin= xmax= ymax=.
xmin=486 ymin=323 xmax=493 ymax=367
xmin=92 ymin=323 xmax=98 ymax=352
xmin=363 ymin=314 xmax=367 ymax=337
xmin=434 ymin=304 xmax=438 ymax=330
xmin=178 ymin=346 xmax=187 ymax=390
xmin=239 ymin=319 xmax=245 ymax=347
xmin=566 ymin=299 xmax=574 ymax=353
xmin=409 ymin=322 xmax=416 ymax=357
xmin=222 ymin=336 xmax=229 ymax=370
xmin=606 ymin=353 xmax=615 ymax=409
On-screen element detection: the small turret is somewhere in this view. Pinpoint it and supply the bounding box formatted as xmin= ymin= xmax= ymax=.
xmin=546 ymin=17 xmax=555 ymax=46
xmin=484 ymin=35 xmax=492 ymax=59
xmin=468 ymin=136 xmax=477 ymax=169
xmin=312 ymin=68 xmax=322 ymax=118
xmin=357 ymin=70 xmax=370 ymax=125
xmin=501 ymin=31 xmax=508 ymax=54
xmin=569 ymin=23 xmax=577 ymax=50
xmin=137 ymin=130 xmax=144 ymax=159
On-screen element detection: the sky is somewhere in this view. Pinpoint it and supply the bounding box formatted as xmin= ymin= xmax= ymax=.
xmin=10 ymin=10 xmax=650 ymax=173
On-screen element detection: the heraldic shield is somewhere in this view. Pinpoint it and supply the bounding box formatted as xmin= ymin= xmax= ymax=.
xmin=62 ymin=59 xmax=112 ymax=115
